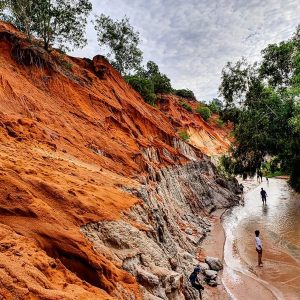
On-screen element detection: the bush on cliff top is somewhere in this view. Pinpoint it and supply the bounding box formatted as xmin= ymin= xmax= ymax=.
xmin=196 ymin=105 xmax=211 ymax=121
xmin=174 ymin=89 xmax=196 ymax=100
xmin=125 ymin=75 xmax=156 ymax=106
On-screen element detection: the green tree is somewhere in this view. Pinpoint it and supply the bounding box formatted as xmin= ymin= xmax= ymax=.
xmin=1 ymin=0 xmax=92 ymax=51
xmin=94 ymin=14 xmax=143 ymax=75
xmin=259 ymin=41 xmax=294 ymax=88
xmin=219 ymin=24 xmax=300 ymax=191
xmin=142 ymin=61 xmax=172 ymax=94
xmin=208 ymin=98 xmax=223 ymax=113
xmin=125 ymin=75 xmax=156 ymax=106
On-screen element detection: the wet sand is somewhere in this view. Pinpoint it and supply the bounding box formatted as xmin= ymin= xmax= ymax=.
xmin=222 ymin=178 xmax=300 ymax=300
xmin=198 ymin=210 xmax=231 ymax=300
xmin=200 ymin=209 xmax=277 ymax=300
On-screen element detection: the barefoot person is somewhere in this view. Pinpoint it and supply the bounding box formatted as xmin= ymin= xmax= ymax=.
xmin=260 ymin=188 xmax=267 ymax=205
xmin=255 ymin=230 xmax=263 ymax=267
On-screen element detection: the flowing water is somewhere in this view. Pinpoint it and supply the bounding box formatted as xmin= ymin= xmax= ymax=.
xmin=222 ymin=178 xmax=300 ymax=300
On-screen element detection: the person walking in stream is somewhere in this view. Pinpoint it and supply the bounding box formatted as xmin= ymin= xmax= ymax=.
xmin=260 ymin=188 xmax=267 ymax=205
xmin=255 ymin=230 xmax=263 ymax=267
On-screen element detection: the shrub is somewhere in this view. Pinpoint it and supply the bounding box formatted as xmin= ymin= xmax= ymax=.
xmin=178 ymin=130 xmax=190 ymax=141
xmin=125 ymin=75 xmax=156 ymax=106
xmin=179 ymin=100 xmax=193 ymax=112
xmin=174 ymin=89 xmax=196 ymax=100
xmin=196 ymin=106 xmax=211 ymax=121
xmin=216 ymin=118 xmax=224 ymax=127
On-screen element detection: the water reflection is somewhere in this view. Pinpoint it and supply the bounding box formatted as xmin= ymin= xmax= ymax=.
xmin=223 ymin=178 xmax=300 ymax=300
xmin=262 ymin=204 xmax=268 ymax=216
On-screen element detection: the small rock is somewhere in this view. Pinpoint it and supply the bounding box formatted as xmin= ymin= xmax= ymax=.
xmin=185 ymin=228 xmax=193 ymax=235
xmin=205 ymin=256 xmax=223 ymax=271
xmin=208 ymin=280 xmax=218 ymax=287
xmin=216 ymin=177 xmax=228 ymax=188
xmin=204 ymin=270 xmax=218 ymax=279
xmin=14 ymin=251 xmax=22 ymax=257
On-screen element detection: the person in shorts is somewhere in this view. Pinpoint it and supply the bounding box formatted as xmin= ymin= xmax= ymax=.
xmin=255 ymin=230 xmax=263 ymax=267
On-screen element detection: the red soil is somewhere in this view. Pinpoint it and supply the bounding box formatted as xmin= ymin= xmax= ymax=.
xmin=0 ymin=21 xmax=231 ymax=299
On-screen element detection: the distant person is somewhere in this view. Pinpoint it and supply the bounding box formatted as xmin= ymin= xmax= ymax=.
xmin=256 ymin=171 xmax=260 ymax=182
xmin=189 ymin=266 xmax=204 ymax=299
xmin=260 ymin=171 xmax=263 ymax=182
xmin=255 ymin=230 xmax=263 ymax=267
xmin=260 ymin=188 xmax=267 ymax=204
xmin=266 ymin=177 xmax=269 ymax=185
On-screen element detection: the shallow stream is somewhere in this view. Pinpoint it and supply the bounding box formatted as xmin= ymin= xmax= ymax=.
xmin=222 ymin=178 xmax=300 ymax=300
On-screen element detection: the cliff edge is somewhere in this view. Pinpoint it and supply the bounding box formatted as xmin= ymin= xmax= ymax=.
xmin=0 ymin=21 xmax=240 ymax=299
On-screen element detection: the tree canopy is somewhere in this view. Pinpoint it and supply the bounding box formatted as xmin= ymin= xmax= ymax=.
xmin=94 ymin=14 xmax=143 ymax=75
xmin=0 ymin=0 xmax=92 ymax=51
xmin=219 ymin=24 xmax=300 ymax=191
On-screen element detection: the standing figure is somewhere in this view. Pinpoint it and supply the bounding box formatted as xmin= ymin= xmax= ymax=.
xmin=255 ymin=230 xmax=263 ymax=267
xmin=260 ymin=188 xmax=267 ymax=204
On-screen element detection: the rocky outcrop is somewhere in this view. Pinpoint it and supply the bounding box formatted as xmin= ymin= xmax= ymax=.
xmin=82 ymin=146 xmax=240 ymax=299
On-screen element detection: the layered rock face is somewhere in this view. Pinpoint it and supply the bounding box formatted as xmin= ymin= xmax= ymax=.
xmin=0 ymin=21 xmax=240 ymax=299
xmin=82 ymin=145 xmax=240 ymax=299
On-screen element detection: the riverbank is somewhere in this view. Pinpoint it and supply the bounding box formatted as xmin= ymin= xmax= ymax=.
xmin=198 ymin=207 xmax=277 ymax=300
xmin=198 ymin=209 xmax=230 ymax=300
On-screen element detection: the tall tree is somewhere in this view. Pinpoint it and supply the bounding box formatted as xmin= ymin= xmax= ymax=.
xmin=94 ymin=14 xmax=143 ymax=75
xmin=219 ymin=24 xmax=300 ymax=191
xmin=0 ymin=0 xmax=92 ymax=51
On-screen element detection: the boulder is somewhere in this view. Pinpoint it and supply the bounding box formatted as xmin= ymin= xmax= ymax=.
xmin=198 ymin=262 xmax=210 ymax=271
xmin=204 ymin=270 xmax=218 ymax=279
xmin=208 ymin=280 xmax=218 ymax=287
xmin=136 ymin=267 xmax=160 ymax=286
xmin=205 ymin=256 xmax=223 ymax=271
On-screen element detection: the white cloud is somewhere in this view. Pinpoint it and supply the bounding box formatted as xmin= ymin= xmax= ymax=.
xmin=71 ymin=0 xmax=300 ymax=101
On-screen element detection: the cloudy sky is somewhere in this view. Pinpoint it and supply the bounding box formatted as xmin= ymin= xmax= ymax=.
xmin=71 ymin=0 xmax=299 ymax=101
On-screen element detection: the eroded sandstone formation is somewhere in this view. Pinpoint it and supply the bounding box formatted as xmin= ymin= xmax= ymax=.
xmin=0 ymin=21 xmax=240 ymax=299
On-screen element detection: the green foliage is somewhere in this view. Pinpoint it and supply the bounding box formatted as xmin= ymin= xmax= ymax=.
xmin=58 ymin=55 xmax=73 ymax=70
xmin=216 ymin=118 xmax=224 ymax=128
xmin=196 ymin=105 xmax=211 ymax=121
xmin=179 ymin=100 xmax=193 ymax=112
xmin=208 ymin=98 xmax=223 ymax=113
xmin=1 ymin=0 xmax=92 ymax=51
xmin=178 ymin=130 xmax=190 ymax=142
xmin=139 ymin=61 xmax=172 ymax=94
xmin=126 ymin=60 xmax=172 ymax=103
xmin=125 ymin=75 xmax=156 ymax=106
xmin=219 ymin=58 xmax=253 ymax=107
xmin=94 ymin=14 xmax=143 ymax=75
xmin=259 ymin=41 xmax=294 ymax=87
xmin=219 ymin=24 xmax=300 ymax=191
xmin=174 ymin=89 xmax=196 ymax=100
